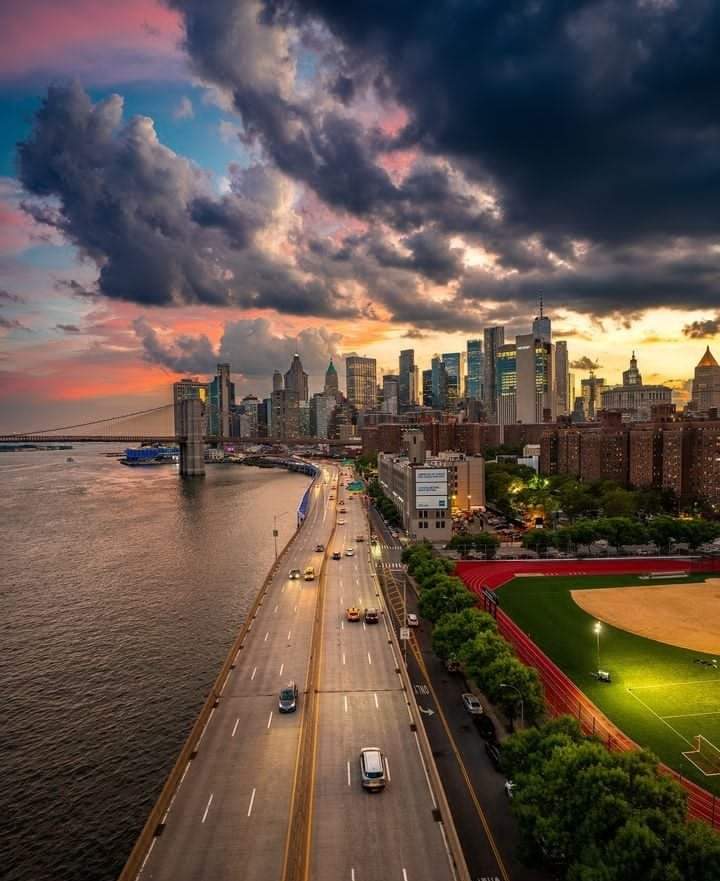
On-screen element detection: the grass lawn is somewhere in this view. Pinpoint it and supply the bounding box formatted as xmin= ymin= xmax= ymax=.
xmin=499 ymin=573 xmax=720 ymax=794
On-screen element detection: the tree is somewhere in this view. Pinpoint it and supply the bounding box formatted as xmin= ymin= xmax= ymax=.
xmin=522 ymin=528 xmax=552 ymax=556
xmin=473 ymin=531 xmax=500 ymax=559
xmin=600 ymin=487 xmax=638 ymax=518
xmin=482 ymin=654 xmax=545 ymax=725
xmin=460 ymin=630 xmax=513 ymax=680
xmin=418 ymin=583 xmax=475 ymax=622
xmin=432 ymin=607 xmax=497 ymax=660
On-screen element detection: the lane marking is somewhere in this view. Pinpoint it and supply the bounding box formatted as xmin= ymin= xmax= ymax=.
xmin=201 ymin=793 xmax=213 ymax=824
xmin=341 ymin=620 xmax=344 ymax=630
xmin=294 ymin=605 xmax=298 ymax=613
xmin=367 ymin=652 xmax=372 ymax=666
xmin=344 ymin=695 xmax=348 ymax=713
xmin=264 ymin=631 xmax=269 ymax=642
xmin=384 ymin=757 xmax=391 ymax=781
xmin=374 ymin=692 xmax=379 ymax=709
xmin=342 ymin=652 xmax=346 ymax=666
xmin=247 ymin=787 xmax=256 ymax=817
xmin=267 ymin=711 xmax=273 ymax=729
xmin=351 ymin=869 xmax=355 ymax=881
xmin=274 ymin=605 xmax=278 ymax=613
xmin=279 ymin=663 xmax=284 ymax=677
xmin=251 ymin=666 xmax=257 ymax=681
xmin=232 ymin=718 xmax=239 ymax=737
xmin=287 ymin=630 xmax=292 ymax=641
xmin=347 ymin=761 xmax=351 ymax=786
xmin=402 ymin=870 xmax=408 ymax=881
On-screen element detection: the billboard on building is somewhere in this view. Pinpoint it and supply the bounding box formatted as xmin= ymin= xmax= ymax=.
xmin=415 ymin=468 xmax=448 ymax=509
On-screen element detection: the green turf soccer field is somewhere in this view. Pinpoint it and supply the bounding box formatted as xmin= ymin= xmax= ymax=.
xmin=498 ymin=573 xmax=720 ymax=794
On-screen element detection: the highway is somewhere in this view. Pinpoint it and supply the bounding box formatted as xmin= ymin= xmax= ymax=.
xmin=136 ymin=464 xmax=457 ymax=881
xmin=310 ymin=482 xmax=455 ymax=881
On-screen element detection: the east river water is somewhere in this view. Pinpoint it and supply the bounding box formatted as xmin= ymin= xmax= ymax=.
xmin=0 ymin=445 xmax=311 ymax=881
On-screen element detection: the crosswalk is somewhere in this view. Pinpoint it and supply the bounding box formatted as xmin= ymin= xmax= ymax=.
xmin=379 ymin=561 xmax=406 ymax=571
xmin=372 ymin=542 xmax=400 ymax=551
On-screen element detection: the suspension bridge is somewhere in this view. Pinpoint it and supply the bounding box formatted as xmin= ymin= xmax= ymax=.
xmin=0 ymin=401 xmax=361 ymax=475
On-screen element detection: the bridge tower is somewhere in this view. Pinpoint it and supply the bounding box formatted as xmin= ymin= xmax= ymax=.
xmin=177 ymin=398 xmax=206 ymax=477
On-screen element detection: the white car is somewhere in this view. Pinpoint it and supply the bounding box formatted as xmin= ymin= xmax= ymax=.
xmin=407 ymin=612 xmax=419 ymax=627
xmin=337 ymin=519 xmax=346 ymax=525
xmin=461 ymin=693 xmax=483 ymax=715
xmin=345 ymin=548 xmax=355 ymax=557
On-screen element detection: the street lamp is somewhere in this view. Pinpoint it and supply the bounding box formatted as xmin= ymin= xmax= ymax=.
xmin=594 ymin=621 xmax=602 ymax=670
xmin=273 ymin=511 xmax=288 ymax=561
xmin=499 ymin=682 xmax=524 ymax=728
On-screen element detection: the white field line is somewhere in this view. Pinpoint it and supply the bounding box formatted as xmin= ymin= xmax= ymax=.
xmin=627 ymin=688 xmax=693 ymax=746
xmin=630 ymin=678 xmax=720 ymax=690
xmin=663 ymin=710 xmax=720 ymax=719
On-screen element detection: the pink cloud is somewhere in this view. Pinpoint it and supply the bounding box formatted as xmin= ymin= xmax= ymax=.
xmin=0 ymin=0 xmax=185 ymax=84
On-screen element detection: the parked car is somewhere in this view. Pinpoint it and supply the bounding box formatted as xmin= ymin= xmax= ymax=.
xmin=364 ymin=608 xmax=379 ymax=624
xmin=346 ymin=607 xmax=361 ymax=622
xmin=407 ymin=612 xmax=419 ymax=627
xmin=485 ymin=740 xmax=502 ymax=771
xmin=288 ymin=568 xmax=302 ymax=580
xmin=462 ymin=693 xmax=483 ymax=715
xmin=445 ymin=656 xmax=461 ymax=673
xmin=474 ymin=713 xmax=497 ymax=742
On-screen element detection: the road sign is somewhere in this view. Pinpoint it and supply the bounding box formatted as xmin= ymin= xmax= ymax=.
xmin=400 ymin=627 xmax=410 ymax=641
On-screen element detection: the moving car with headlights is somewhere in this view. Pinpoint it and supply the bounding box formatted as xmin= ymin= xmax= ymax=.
xmin=288 ymin=568 xmax=302 ymax=580
xmin=359 ymin=747 xmax=386 ymax=791
xmin=346 ymin=607 xmax=361 ymax=622
xmin=304 ymin=566 xmax=315 ymax=581
xmin=345 ymin=547 xmax=355 ymax=556
xmin=332 ymin=551 xmax=342 ymax=560
xmin=278 ymin=681 xmax=298 ymax=713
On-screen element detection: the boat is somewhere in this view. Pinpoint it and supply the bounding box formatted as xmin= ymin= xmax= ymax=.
xmin=120 ymin=445 xmax=180 ymax=466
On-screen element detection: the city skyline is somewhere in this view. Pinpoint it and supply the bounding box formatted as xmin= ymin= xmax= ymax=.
xmin=2 ymin=1 xmax=720 ymax=432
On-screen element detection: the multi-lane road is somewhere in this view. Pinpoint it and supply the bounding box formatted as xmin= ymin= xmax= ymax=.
xmin=136 ymin=464 xmax=458 ymax=881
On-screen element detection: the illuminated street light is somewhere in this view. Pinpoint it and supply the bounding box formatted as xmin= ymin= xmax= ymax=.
xmin=499 ymin=682 xmax=524 ymax=727
xmin=594 ymin=621 xmax=602 ymax=670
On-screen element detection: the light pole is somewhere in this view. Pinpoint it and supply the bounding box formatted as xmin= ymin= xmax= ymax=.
xmin=499 ymin=682 xmax=524 ymax=728
xmin=594 ymin=621 xmax=602 ymax=671
xmin=273 ymin=511 xmax=288 ymax=562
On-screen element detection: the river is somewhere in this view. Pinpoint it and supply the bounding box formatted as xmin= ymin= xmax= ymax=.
xmin=0 ymin=445 xmax=311 ymax=881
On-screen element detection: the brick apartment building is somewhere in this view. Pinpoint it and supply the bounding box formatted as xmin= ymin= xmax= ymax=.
xmin=361 ymin=420 xmax=550 ymax=457
xmin=540 ymin=412 xmax=720 ymax=505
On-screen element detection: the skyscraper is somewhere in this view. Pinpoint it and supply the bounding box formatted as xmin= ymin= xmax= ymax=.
xmin=516 ymin=333 xmax=555 ymax=424
xmin=284 ymin=353 xmax=309 ymax=402
xmin=324 ymin=358 xmax=339 ymax=399
xmin=431 ymin=355 xmax=449 ymax=409
xmin=555 ymin=341 xmax=570 ymax=415
xmin=532 ymin=297 xmax=552 ymax=343
xmin=272 ymin=370 xmax=283 ymax=392
xmin=483 ymin=326 xmax=505 ymax=422
xmin=691 ymin=347 xmax=720 ymax=413
xmin=382 ymin=374 xmax=400 ymax=415
xmin=399 ymin=349 xmax=415 ymax=408
xmin=495 ymin=343 xmax=517 ymax=428
xmin=581 ymin=373 xmax=606 ymax=420
xmin=466 ymin=339 xmax=483 ymax=400
xmin=208 ymin=363 xmax=235 ymax=438
xmin=422 ymin=369 xmax=433 ymax=407
xmin=173 ymin=377 xmax=208 ymax=436
xmin=441 ymin=352 xmax=466 ymax=405
xmin=346 ymin=356 xmax=377 ymax=410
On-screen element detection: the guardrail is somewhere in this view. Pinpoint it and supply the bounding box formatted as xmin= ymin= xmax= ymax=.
xmin=117 ymin=472 xmax=320 ymax=881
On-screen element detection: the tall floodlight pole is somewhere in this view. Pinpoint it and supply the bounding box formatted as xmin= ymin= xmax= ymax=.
xmin=594 ymin=621 xmax=602 ymax=670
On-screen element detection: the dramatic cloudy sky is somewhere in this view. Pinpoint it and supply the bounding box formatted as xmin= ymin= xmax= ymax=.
xmin=2 ymin=0 xmax=720 ymax=430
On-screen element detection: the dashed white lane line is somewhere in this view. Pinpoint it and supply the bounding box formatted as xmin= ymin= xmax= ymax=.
xmin=341 ymin=620 xmax=344 ymax=630
xmin=384 ymin=757 xmax=391 ymax=781
xmin=402 ymin=870 xmax=408 ymax=881
xmin=287 ymin=629 xmax=292 ymax=641
xmin=294 ymin=605 xmax=297 ymax=613
xmin=251 ymin=666 xmax=257 ymax=681
xmin=267 ymin=711 xmax=273 ymax=729
xmin=362 ymin=621 xmax=366 ymax=631
xmin=232 ymin=718 xmax=239 ymax=737
xmin=247 ymin=787 xmax=256 ymax=817
xmin=344 ymin=695 xmax=348 ymax=713
xmin=342 ymin=652 xmax=346 ymax=666
xmin=374 ymin=692 xmax=379 ymax=709
xmin=367 ymin=652 xmax=372 ymax=666
xmin=264 ymin=631 xmax=269 ymax=642
xmin=274 ymin=604 xmax=278 ymax=613
xmin=279 ymin=663 xmax=284 ymax=677
xmin=347 ymin=761 xmax=351 ymax=786
xmin=351 ymin=869 xmax=355 ymax=881
xmin=201 ymin=793 xmax=213 ymax=823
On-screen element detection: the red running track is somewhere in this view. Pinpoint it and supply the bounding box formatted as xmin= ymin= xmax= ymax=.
xmin=456 ymin=556 xmax=720 ymax=830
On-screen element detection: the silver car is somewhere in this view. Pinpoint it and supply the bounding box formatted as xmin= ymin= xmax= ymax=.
xmin=359 ymin=747 xmax=386 ymax=791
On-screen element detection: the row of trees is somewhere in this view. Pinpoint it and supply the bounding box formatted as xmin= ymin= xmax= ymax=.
xmin=522 ymin=515 xmax=720 ymax=555
xmin=366 ymin=477 xmax=402 ymax=527
xmin=503 ymin=716 xmax=720 ymax=879
xmin=403 ymin=543 xmax=544 ymax=724
xmin=446 ymin=531 xmax=500 ymax=558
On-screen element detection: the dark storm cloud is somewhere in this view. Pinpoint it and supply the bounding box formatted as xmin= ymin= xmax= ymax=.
xmin=18 ymin=84 xmax=360 ymax=319
xmin=683 ymin=317 xmax=720 ymax=339
xmin=134 ymin=316 xmax=343 ymax=378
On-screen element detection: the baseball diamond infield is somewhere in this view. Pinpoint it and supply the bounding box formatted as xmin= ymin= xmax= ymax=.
xmin=571 ymin=580 xmax=720 ymax=655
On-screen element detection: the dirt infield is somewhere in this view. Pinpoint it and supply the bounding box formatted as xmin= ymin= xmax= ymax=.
xmin=571 ymin=581 xmax=720 ymax=654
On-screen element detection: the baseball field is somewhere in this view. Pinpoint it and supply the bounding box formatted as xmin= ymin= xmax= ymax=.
xmin=497 ymin=571 xmax=720 ymax=794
